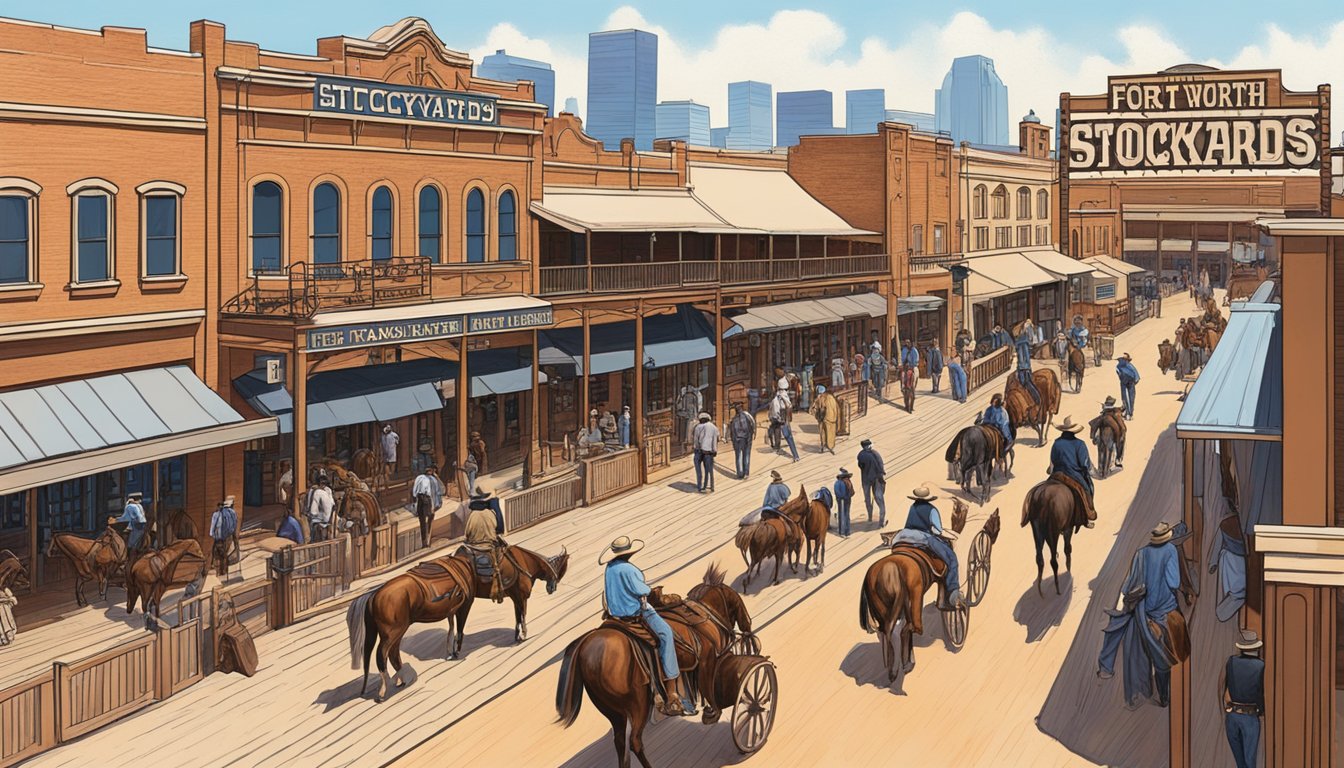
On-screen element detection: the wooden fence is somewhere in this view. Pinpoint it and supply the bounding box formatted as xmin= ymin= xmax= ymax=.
xmin=504 ymin=473 xmax=584 ymax=532
xmin=582 ymin=448 xmax=642 ymax=504
xmin=352 ymin=522 xmax=396 ymax=578
xmin=643 ymin=432 xmax=672 ymax=473
xmin=967 ymin=345 xmax=1011 ymax=392
xmin=268 ymin=538 xmax=350 ymax=627
xmin=53 ymin=633 xmax=157 ymax=743
xmin=0 ymin=672 xmax=55 ymax=767
xmin=394 ymin=522 xmax=423 ymax=562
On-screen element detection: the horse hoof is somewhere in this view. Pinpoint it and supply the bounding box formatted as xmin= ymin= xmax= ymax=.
xmin=902 ymin=662 xmax=915 ymax=673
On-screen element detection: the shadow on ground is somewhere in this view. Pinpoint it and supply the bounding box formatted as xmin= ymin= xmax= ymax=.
xmin=558 ymin=709 xmax=753 ymax=768
xmin=1013 ymin=572 xmax=1073 ymax=643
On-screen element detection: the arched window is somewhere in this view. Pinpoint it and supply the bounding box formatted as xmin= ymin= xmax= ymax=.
xmin=1016 ymin=187 xmax=1031 ymax=220
xmin=497 ymin=190 xmax=517 ymax=261
xmin=1036 ymin=189 xmax=1049 ymax=220
xmin=991 ymin=185 xmax=1008 ymax=219
xmin=370 ymin=185 xmax=393 ymax=261
xmin=972 ymin=185 xmax=987 ymax=220
xmin=418 ymin=185 xmax=442 ymax=262
xmin=466 ymin=188 xmax=486 ymax=263
xmin=312 ymin=182 xmax=341 ymax=267
xmin=251 ymin=181 xmax=283 ymax=274
xmin=0 ymin=178 xmax=40 ymax=284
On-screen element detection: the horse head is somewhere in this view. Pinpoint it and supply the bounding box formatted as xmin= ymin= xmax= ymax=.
xmin=688 ymin=562 xmax=751 ymax=635
xmin=545 ymin=546 xmax=570 ymax=595
xmin=983 ymin=509 xmax=1002 ymax=544
xmin=0 ymin=549 xmax=28 ymax=591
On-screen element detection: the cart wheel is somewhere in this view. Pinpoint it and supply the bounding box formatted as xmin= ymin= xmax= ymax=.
xmin=731 ymin=660 xmax=778 ymax=754
xmin=731 ymin=633 xmax=762 ymax=657
xmin=965 ymin=531 xmax=993 ymax=607
xmin=941 ymin=602 xmax=969 ymax=648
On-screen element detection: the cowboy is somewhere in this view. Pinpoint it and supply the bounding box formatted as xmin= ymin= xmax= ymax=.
xmin=1048 ymin=416 xmax=1096 ymax=528
xmin=618 ymin=405 xmax=632 ymax=448
xmin=1069 ymin=315 xmax=1090 ymax=354
xmin=1052 ymin=331 xmax=1069 ymax=363
xmin=983 ymin=393 xmax=1013 ymax=444
xmin=947 ymin=352 xmax=968 ymax=403
xmin=115 ymin=491 xmax=149 ymax=553
xmin=276 ymin=510 xmax=305 ymax=545
xmin=691 ymin=412 xmax=719 ymax=493
xmin=833 ymin=468 xmax=855 ymax=537
xmin=899 ymin=486 xmax=963 ymax=608
xmin=900 ymin=338 xmax=920 ymax=369
xmin=762 ymin=470 xmax=790 ymax=512
xmin=990 ymin=323 xmax=1008 ymax=350
xmin=307 ymin=474 xmax=335 ymax=543
xmin=856 ymin=438 xmax=887 ymax=527
xmin=728 ymin=403 xmax=756 ymax=480
xmin=380 ymin=424 xmax=400 ymax=479
xmin=465 ymin=486 xmax=507 ymax=601
xmin=277 ymin=459 xmax=294 ymax=507
xmin=1116 ymin=352 xmax=1140 ymax=420
xmin=770 ymin=389 xmax=800 ymax=461
xmin=830 ymin=354 xmax=847 ymax=390
xmin=600 ymin=536 xmax=696 ymax=716
xmin=926 ymin=343 xmax=944 ymax=394
xmin=1221 ymin=632 xmax=1265 ymax=768
xmin=811 ymin=384 xmax=839 ymax=454
xmin=208 ymin=496 xmax=238 ymax=578
xmin=412 ymin=466 xmax=444 ymax=548
xmin=598 ymin=407 xmax=619 ymax=444
xmin=868 ymin=348 xmax=888 ymax=402
xmin=1094 ymin=395 xmax=1127 ymax=468
xmin=1014 ymin=320 xmax=1042 ymax=407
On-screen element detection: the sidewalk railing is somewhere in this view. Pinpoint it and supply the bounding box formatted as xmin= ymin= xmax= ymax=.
xmin=968 ymin=346 xmax=1011 ymax=392
xmin=582 ymin=448 xmax=641 ymax=504
xmin=504 ymin=474 xmax=584 ymax=532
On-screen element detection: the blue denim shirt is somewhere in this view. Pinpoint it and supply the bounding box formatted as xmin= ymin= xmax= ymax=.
xmin=604 ymin=559 xmax=650 ymax=617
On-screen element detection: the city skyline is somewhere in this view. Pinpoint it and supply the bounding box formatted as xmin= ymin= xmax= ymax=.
xmin=586 ymin=27 xmax=658 ymax=150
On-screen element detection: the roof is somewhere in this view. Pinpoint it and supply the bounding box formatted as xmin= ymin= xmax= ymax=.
xmin=1176 ymin=301 xmax=1282 ymax=438
xmin=1085 ymin=254 xmax=1149 ymax=276
xmin=687 ymin=163 xmax=876 ymax=236
xmin=1020 ymin=248 xmax=1092 ymax=278
xmin=723 ymin=293 xmax=888 ymax=338
xmin=960 ymin=251 xmax=1060 ymax=295
xmin=308 ymin=294 xmax=550 ymax=328
xmin=898 ymin=295 xmax=946 ymax=315
xmin=1256 ymin=218 xmax=1344 ymax=237
xmin=531 ymin=187 xmax=737 ymax=233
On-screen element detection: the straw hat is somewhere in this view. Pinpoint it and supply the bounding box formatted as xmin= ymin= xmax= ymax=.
xmin=770 ymin=470 xmax=783 ymax=482
xmin=598 ymin=536 xmax=644 ymax=565
xmin=1058 ymin=415 xmax=1085 ymax=433
xmin=1235 ymin=631 xmax=1263 ymax=652
xmin=221 ymin=495 xmax=235 ymax=507
xmin=1150 ymin=521 xmax=1174 ymax=544
xmin=908 ymin=486 xmax=937 ymax=502
xmin=698 ymin=412 xmax=711 ymax=421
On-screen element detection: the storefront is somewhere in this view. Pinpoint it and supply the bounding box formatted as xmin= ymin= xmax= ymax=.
xmin=957 ymin=249 xmax=1070 ymax=344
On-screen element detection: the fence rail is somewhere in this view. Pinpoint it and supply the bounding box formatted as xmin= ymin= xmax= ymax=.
xmin=504 ymin=474 xmax=584 ymax=532
xmin=0 ymin=672 xmax=55 ymax=767
xmin=538 ymin=253 xmax=890 ymax=295
xmin=968 ymin=346 xmax=1011 ymax=392
xmin=582 ymin=448 xmax=642 ymax=504
xmin=269 ymin=538 xmax=350 ymax=627
xmin=54 ymin=634 xmax=157 ymax=743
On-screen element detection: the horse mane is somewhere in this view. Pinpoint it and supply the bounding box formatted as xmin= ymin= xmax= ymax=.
xmin=701 ymin=561 xmax=726 ymax=587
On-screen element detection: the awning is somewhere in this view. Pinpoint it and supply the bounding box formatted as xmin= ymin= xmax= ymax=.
xmin=961 ymin=251 xmax=1060 ymax=291
xmin=898 ymin=296 xmax=946 ymax=315
xmin=1125 ymin=207 xmax=1284 ymax=223
xmin=1176 ymin=301 xmax=1281 ymax=439
xmin=540 ymin=306 xmax=715 ymax=374
xmin=834 ymin=292 xmax=889 ymax=318
xmin=0 ymin=366 xmax=277 ymax=495
xmin=687 ymin=163 xmax=876 ymax=236
xmin=235 ymin=363 xmax=448 ymax=434
xmin=1084 ymin=254 xmax=1148 ymax=277
xmin=723 ymin=292 xmax=889 ymax=339
xmin=532 ymin=186 xmax=738 ymax=233
xmin=1019 ymin=248 xmax=1092 ymax=278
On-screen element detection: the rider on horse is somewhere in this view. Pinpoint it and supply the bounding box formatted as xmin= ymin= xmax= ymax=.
xmin=464 ymin=486 xmax=506 ymax=602
xmin=601 ymin=536 xmax=696 ymax=717
xmin=1092 ymin=396 xmax=1127 ymax=468
xmin=1069 ymin=316 xmax=1090 ymax=356
xmin=1014 ymin=320 xmax=1042 ymax=407
xmin=1048 ymin=416 xmax=1096 ymax=529
xmin=983 ymin=393 xmax=1013 ymax=444
xmin=762 ymin=470 xmax=790 ymax=514
xmin=113 ymin=491 xmax=149 ymax=555
xmin=893 ymin=487 xmax=963 ymax=609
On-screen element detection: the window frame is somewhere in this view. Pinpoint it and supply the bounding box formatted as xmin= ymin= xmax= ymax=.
xmin=0 ymin=177 xmax=41 ymax=287
xmin=66 ymin=178 xmax=119 ymax=286
xmin=249 ymin=178 xmax=287 ymax=276
xmin=416 ymin=183 xmax=444 ymax=263
xmin=136 ymin=181 xmax=186 ymax=279
xmin=368 ymin=183 xmax=396 ymax=262
xmin=932 ymin=223 xmax=946 ymax=255
xmin=972 ymin=185 xmax=987 ymax=220
xmin=1016 ymin=187 xmax=1031 ymax=220
xmin=1036 ymin=189 xmax=1049 ymax=220
xmin=911 ymin=224 xmax=924 ymax=256
xmin=497 ymin=188 xmax=518 ymax=262
xmin=991 ymin=185 xmax=1008 ymax=219
xmin=465 ymin=185 xmax=488 ymax=263
xmin=310 ymin=180 xmax=344 ymax=270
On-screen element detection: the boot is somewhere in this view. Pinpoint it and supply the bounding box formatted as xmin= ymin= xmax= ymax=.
xmin=659 ymin=677 xmax=697 ymax=717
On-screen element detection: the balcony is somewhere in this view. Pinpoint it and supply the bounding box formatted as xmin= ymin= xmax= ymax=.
xmin=538 ymin=253 xmax=890 ymax=296
xmin=908 ymin=253 xmax=961 ymax=274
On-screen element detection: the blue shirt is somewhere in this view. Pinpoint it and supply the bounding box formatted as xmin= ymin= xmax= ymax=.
xmin=833 ymin=478 xmax=853 ymax=501
xmin=604 ymin=559 xmax=651 ymax=617
xmin=857 ymin=447 xmax=885 ymax=483
xmin=763 ymin=482 xmax=790 ymax=510
xmin=983 ymin=405 xmax=1012 ymax=440
xmin=1015 ymin=337 xmax=1033 ymax=370
xmin=926 ymin=347 xmax=943 ymax=374
xmin=1116 ymin=359 xmax=1140 ymax=385
xmin=1131 ymin=542 xmax=1180 ymax=618
xmin=209 ymin=506 xmax=238 ymax=540
xmin=1069 ymin=325 xmax=1089 ymax=348
xmin=277 ymin=515 xmax=305 ymax=544
xmin=901 ymin=346 xmax=920 ymax=367
xmin=904 ymin=501 xmax=943 ymax=533
xmin=117 ymin=501 xmax=146 ymax=528
xmin=1049 ymin=433 xmax=1093 ymax=490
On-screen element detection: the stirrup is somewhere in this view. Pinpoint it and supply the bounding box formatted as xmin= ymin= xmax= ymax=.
xmin=659 ymin=698 xmax=698 ymax=717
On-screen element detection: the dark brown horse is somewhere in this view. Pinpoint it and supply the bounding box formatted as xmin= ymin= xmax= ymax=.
xmin=945 ymin=425 xmax=1009 ymax=503
xmin=736 ymin=492 xmax=804 ymax=588
xmin=1064 ymin=341 xmax=1086 ymax=393
xmin=1005 ymin=368 xmax=1060 ymax=446
xmin=1157 ymin=339 xmax=1177 ymax=376
xmin=1090 ymin=411 xmax=1126 ymax=478
xmin=556 ymin=564 xmax=751 ymax=768
xmin=859 ymin=510 xmax=981 ymax=682
xmin=462 ymin=545 xmax=570 ymax=642
xmin=899 ymin=365 xmax=917 ymax=413
xmin=0 ymin=549 xmax=29 ymax=591
xmin=347 ymin=552 xmax=476 ymax=702
xmin=777 ymin=488 xmax=829 ymax=575
xmin=125 ymin=538 xmax=205 ymax=617
xmin=1021 ymin=478 xmax=1086 ymax=595
xmin=47 ymin=528 xmax=127 ymax=606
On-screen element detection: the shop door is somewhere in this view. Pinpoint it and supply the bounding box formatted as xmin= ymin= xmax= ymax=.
xmin=244 ymin=450 xmax=264 ymax=508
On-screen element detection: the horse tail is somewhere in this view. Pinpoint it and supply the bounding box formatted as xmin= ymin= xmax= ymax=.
xmin=945 ymin=429 xmax=963 ymax=463
xmin=734 ymin=524 xmax=755 ymax=557
xmin=348 ymin=590 xmax=374 ymax=670
xmin=1020 ymin=485 xmax=1036 ymax=528
xmin=555 ymin=635 xmax=587 ymax=727
xmin=859 ymin=583 xmax=875 ymax=633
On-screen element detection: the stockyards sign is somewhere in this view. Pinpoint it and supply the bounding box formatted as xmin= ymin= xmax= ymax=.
xmin=1065 ymin=74 xmax=1325 ymax=177
xmin=313 ymin=76 xmax=499 ymax=126
xmin=305 ymin=306 xmax=553 ymax=351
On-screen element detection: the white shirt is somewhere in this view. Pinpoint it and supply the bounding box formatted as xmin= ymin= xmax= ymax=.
xmin=278 ymin=469 xmax=293 ymax=502
xmin=380 ymin=430 xmax=400 ymax=462
xmin=307 ymin=487 xmax=335 ymax=525
xmin=692 ymin=421 xmax=720 ymax=452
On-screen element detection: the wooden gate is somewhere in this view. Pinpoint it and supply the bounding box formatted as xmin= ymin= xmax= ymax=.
xmin=54 ymin=634 xmax=156 ymax=743
xmin=583 ymin=448 xmax=641 ymax=504
xmin=504 ymin=473 xmax=584 ymax=532
xmin=0 ymin=672 xmax=55 ymax=768
xmin=269 ymin=538 xmax=350 ymax=627
xmin=353 ymin=523 xmax=395 ymax=577
xmin=156 ymin=617 xmax=204 ymax=699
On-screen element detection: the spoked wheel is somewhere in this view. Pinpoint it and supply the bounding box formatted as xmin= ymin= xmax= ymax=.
xmin=941 ymin=602 xmax=969 ymax=648
xmin=731 ymin=660 xmax=778 ymax=754
xmin=965 ymin=531 xmax=993 ymax=607
xmin=731 ymin=633 xmax=762 ymax=657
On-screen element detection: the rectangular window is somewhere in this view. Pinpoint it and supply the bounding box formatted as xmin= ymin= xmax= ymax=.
xmin=38 ymin=477 xmax=95 ymax=536
xmin=1070 ymin=276 xmax=1082 ymax=304
xmin=974 ymin=227 xmax=989 ymax=251
xmin=76 ymin=194 xmax=110 ymax=282
xmin=1036 ymin=225 xmax=1047 ymax=246
xmin=1037 ymin=286 xmax=1058 ymax=320
xmin=1017 ymin=225 xmax=1031 ymax=247
xmin=995 ymin=227 xmax=1010 ymax=249
xmin=1086 ymin=227 xmax=1094 ymax=254
xmin=911 ymin=225 xmax=924 ymax=255
xmin=933 ymin=224 xmax=946 ymax=255
xmin=0 ymin=195 xmax=31 ymax=284
xmin=144 ymin=195 xmax=178 ymax=276
xmin=0 ymin=491 xmax=25 ymax=531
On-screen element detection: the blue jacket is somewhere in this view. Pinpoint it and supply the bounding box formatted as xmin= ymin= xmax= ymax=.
xmin=903 ymin=501 xmax=942 ymax=533
xmin=1050 ymin=433 xmax=1094 ymax=495
xmin=277 ymin=515 xmax=305 ymax=544
xmin=1069 ymin=325 xmax=1089 ymax=349
xmin=983 ymin=405 xmax=1012 ymax=441
xmin=926 ymin=347 xmax=943 ymax=374
xmin=1015 ymin=337 xmax=1033 ymax=370
xmin=763 ymin=481 xmax=790 ymax=510
xmin=604 ymin=559 xmax=650 ymax=618
xmin=857 ymin=447 xmax=885 ymax=484
xmin=833 ymin=478 xmax=854 ymax=501
xmin=901 ymin=346 xmax=920 ymax=367
xmin=1116 ymin=359 xmax=1140 ymax=385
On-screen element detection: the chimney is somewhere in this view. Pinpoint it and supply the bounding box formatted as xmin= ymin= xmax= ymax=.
xmin=1018 ymin=109 xmax=1050 ymax=159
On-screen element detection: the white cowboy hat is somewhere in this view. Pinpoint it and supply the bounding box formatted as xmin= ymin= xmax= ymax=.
xmin=1235 ymin=631 xmax=1263 ymax=651
xmin=1150 ymin=521 xmax=1174 ymax=544
xmin=698 ymin=411 xmax=711 ymax=421
xmin=1058 ymin=416 xmax=1086 ymax=433
xmin=908 ymin=486 xmax=938 ymax=502
xmin=221 ymin=496 xmax=235 ymax=507
xmin=598 ymin=536 xmax=644 ymax=565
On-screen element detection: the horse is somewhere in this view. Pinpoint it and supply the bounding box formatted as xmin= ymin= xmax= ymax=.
xmin=1021 ymin=477 xmax=1090 ymax=596
xmin=778 ymin=488 xmax=829 ymax=575
xmin=125 ymin=539 xmax=205 ymax=618
xmin=556 ymin=563 xmax=751 ymax=768
xmin=1064 ymin=341 xmax=1086 ymax=393
xmin=0 ymin=549 xmax=29 ymax=591
xmin=945 ymin=425 xmax=1009 ymax=504
xmin=735 ymin=495 xmax=803 ymax=589
xmin=859 ymin=510 xmax=988 ymax=683
xmin=1157 ymin=340 xmax=1177 ymax=377
xmin=47 ymin=528 xmax=127 ymax=606
xmin=338 ymin=486 xmax=383 ymax=536
xmin=1090 ymin=411 xmax=1126 ymax=478
xmin=347 ymin=551 xmax=476 ymax=702
xmin=461 ymin=545 xmax=570 ymax=642
xmin=1005 ymin=368 xmax=1060 ymax=446
xmin=350 ymin=448 xmax=380 ymax=486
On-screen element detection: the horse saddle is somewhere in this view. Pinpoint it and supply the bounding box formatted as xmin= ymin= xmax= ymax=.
xmin=890 ymin=543 xmax=947 ymax=580
xmin=1045 ymin=472 xmax=1095 ymax=529
xmin=600 ymin=613 xmax=702 ymax=671
xmin=406 ymin=555 xmax=473 ymax=603
xmin=455 ymin=545 xmax=496 ymax=579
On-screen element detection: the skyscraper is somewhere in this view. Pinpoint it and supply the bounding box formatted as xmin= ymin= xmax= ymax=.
xmin=709 ymin=127 xmax=729 ymax=149
xmin=563 ymin=97 xmax=580 ymax=115
xmin=586 ymin=29 xmax=658 ymax=150
xmin=655 ymin=100 xmax=711 ymax=146
xmin=776 ymin=90 xmax=834 ymax=147
xmin=476 ymin=49 xmax=556 ymax=116
xmin=727 ymin=81 xmax=772 ymax=150
xmin=845 ymin=89 xmax=885 ymax=134
xmin=883 ymin=109 xmax=936 ymax=133
xmin=934 ymin=54 xmax=1010 ymax=145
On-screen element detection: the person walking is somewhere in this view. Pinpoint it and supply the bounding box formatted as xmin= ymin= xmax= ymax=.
xmin=380 ymin=424 xmax=400 ymax=485
xmin=811 ymin=385 xmax=839 ymax=454
xmin=770 ymin=389 xmax=800 ymax=461
xmin=948 ymin=352 xmax=968 ymax=403
xmin=691 ymin=412 xmax=719 ymax=493
xmin=1116 ymin=352 xmax=1140 ymax=420
xmin=833 ymin=468 xmax=855 ymax=537
xmin=306 ymin=475 xmax=335 ymax=543
xmin=856 ymin=438 xmax=887 ymax=527
xmin=412 ymin=465 xmax=444 ymax=547
xmin=900 ymin=339 xmax=920 ymax=370
xmin=869 ymin=349 xmax=888 ymax=402
xmin=1221 ymin=632 xmax=1264 ymax=768
xmin=208 ymin=496 xmax=239 ymax=578
xmin=618 ymin=405 xmax=632 ymax=448
xmin=728 ymin=403 xmax=756 ymax=480
xmin=926 ymin=344 xmax=944 ymax=394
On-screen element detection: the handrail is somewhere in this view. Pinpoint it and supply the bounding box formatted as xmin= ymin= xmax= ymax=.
xmin=223 ymin=255 xmax=436 ymax=317
xmin=538 ymin=253 xmax=890 ymax=296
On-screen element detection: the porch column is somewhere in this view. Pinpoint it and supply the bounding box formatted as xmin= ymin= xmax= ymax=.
xmin=530 ymin=335 xmax=540 ymax=481
xmin=292 ymin=350 xmax=308 ymax=517
xmin=457 ymin=332 xmax=469 ymax=496
xmin=581 ymin=308 xmax=591 ymax=415
xmin=887 ymin=276 xmax=899 ymax=351
xmin=714 ymin=291 xmax=725 ymax=428
xmin=1169 ymin=437 xmax=1198 ymax=768
xmin=634 ymin=301 xmax=645 ymax=484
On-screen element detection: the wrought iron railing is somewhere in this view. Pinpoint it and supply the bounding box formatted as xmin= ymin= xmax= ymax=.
xmin=538 ymin=253 xmax=890 ymax=296
xmin=223 ymin=256 xmax=434 ymax=317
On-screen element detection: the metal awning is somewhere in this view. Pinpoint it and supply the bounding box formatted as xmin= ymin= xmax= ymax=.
xmin=1020 ymin=248 xmax=1093 ymax=278
xmin=1176 ymin=301 xmax=1281 ymax=439
xmin=1084 ymin=254 xmax=1148 ymax=277
xmin=235 ymin=371 xmax=445 ymax=434
xmin=687 ymin=163 xmax=877 ymax=237
xmin=898 ymin=296 xmax=946 ymax=316
xmin=531 ymin=186 xmax=740 ymax=233
xmin=540 ymin=305 xmax=715 ymax=374
xmin=724 ymin=297 xmax=855 ymax=339
xmin=961 ymin=251 xmax=1060 ymax=291
xmin=0 ymin=366 xmax=277 ymax=495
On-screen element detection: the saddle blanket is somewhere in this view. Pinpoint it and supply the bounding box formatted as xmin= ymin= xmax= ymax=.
xmin=811 ymin=487 xmax=833 ymax=510
xmin=739 ymin=507 xmax=769 ymax=527
xmin=889 ymin=537 xmax=948 ymax=579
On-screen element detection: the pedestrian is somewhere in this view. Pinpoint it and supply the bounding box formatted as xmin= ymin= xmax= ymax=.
xmin=598 ymin=407 xmax=619 ymax=444
xmin=957 ymin=328 xmax=975 ymax=366
xmin=276 ymin=510 xmax=305 ymax=545
xmin=1221 ymin=632 xmax=1264 ymax=768
xmin=114 ymin=491 xmax=148 ymax=554
xmin=901 ymin=338 xmax=920 ymax=370
xmin=948 ymin=352 xmax=968 ymax=403
xmin=869 ymin=349 xmax=888 ymax=402
xmin=412 ymin=465 xmax=444 ymax=547
xmin=618 ymin=405 xmax=632 ymax=448
xmin=833 ymin=468 xmax=855 ymax=537
xmin=209 ymin=496 xmax=239 ymax=578
xmin=728 ymin=403 xmax=756 ymax=480
xmin=831 ymin=354 xmax=847 ymax=390
xmin=277 ymin=459 xmax=293 ymax=507
xmin=856 ymin=438 xmax=887 ymax=527
xmin=380 ymin=424 xmax=400 ymax=483
xmin=926 ymin=343 xmax=943 ymax=393
xmin=811 ymin=385 xmax=839 ymax=454
xmin=461 ymin=451 xmax=479 ymax=500
xmin=1116 ymin=352 xmax=1140 ymax=420
xmin=468 ymin=430 xmax=488 ymax=475
xmin=0 ymin=551 xmax=26 ymax=646
xmin=869 ymin=330 xmax=882 ymax=356
xmin=770 ymin=389 xmax=800 ymax=461
xmin=691 ymin=412 xmax=719 ymax=493
xmin=990 ymin=323 xmax=1007 ymax=350
xmin=306 ymin=475 xmax=335 ymax=542
xmin=1014 ymin=319 xmax=1042 ymax=407
xmin=1097 ymin=521 xmax=1191 ymax=708
xmin=855 ymin=347 xmax=869 ymax=384
xmin=762 ymin=470 xmax=790 ymax=510
xmin=1052 ymin=331 xmax=1069 ymax=364
xmin=1048 ymin=416 xmax=1096 ymax=529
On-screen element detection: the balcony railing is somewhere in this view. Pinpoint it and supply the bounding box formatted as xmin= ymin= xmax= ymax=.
xmin=908 ymin=253 xmax=961 ymax=274
xmin=538 ymin=253 xmax=890 ymax=296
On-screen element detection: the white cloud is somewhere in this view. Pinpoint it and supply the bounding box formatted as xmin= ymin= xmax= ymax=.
xmin=472 ymin=9 xmax=1344 ymax=139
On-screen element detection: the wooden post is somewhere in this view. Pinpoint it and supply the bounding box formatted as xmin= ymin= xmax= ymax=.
xmin=1170 ymin=438 xmax=1195 ymax=768
xmin=530 ymin=334 xmax=540 ymax=479
xmin=634 ymin=300 xmax=645 ymax=484
xmin=293 ymin=348 xmax=308 ymax=517
xmin=581 ymin=308 xmax=591 ymax=416
xmin=714 ymin=290 xmax=724 ymax=427
xmin=457 ymin=330 xmax=469 ymax=495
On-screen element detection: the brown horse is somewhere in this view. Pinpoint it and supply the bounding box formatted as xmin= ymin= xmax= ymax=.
xmin=125 ymin=539 xmax=205 ymax=617
xmin=777 ymin=488 xmax=829 ymax=575
xmin=859 ymin=510 xmax=981 ymax=682
xmin=1090 ymin=411 xmax=1126 ymax=478
xmin=350 ymin=448 xmax=380 ymax=486
xmin=1005 ymin=368 xmax=1060 ymax=446
xmin=461 ymin=545 xmax=570 ymax=642
xmin=1064 ymin=341 xmax=1086 ymax=393
xmin=339 ymin=486 xmax=383 ymax=535
xmin=1021 ymin=478 xmax=1087 ymax=595
xmin=347 ymin=552 xmax=476 ymax=702
xmin=899 ymin=365 xmax=917 ymax=413
xmin=0 ymin=549 xmax=29 ymax=591
xmin=47 ymin=528 xmax=127 ymax=606
xmin=556 ymin=563 xmax=751 ymax=768
xmin=736 ymin=494 xmax=804 ymax=589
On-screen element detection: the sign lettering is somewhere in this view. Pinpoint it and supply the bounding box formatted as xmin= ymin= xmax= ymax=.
xmin=1069 ymin=115 xmax=1319 ymax=173
xmin=313 ymin=76 xmax=499 ymax=127
xmin=305 ymin=307 xmax=552 ymax=351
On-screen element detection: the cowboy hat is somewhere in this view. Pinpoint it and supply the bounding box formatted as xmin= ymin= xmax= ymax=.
xmin=860 ymin=438 xmax=873 ymax=447
xmin=1058 ymin=415 xmax=1086 ymax=433
xmin=221 ymin=496 xmax=235 ymax=507
xmin=1235 ymin=631 xmax=1263 ymax=651
xmin=816 ymin=385 xmax=826 ymax=394
xmin=908 ymin=486 xmax=938 ymax=502
xmin=126 ymin=491 xmax=144 ymax=500
xmin=589 ymin=409 xmax=599 ymax=416
xmin=1121 ymin=352 xmax=1132 ymax=360
xmin=598 ymin=536 xmax=644 ymax=565
xmin=769 ymin=470 xmax=783 ymax=481
xmin=471 ymin=486 xmax=493 ymax=500
xmin=1102 ymin=396 xmax=1118 ymax=408
xmin=836 ymin=468 xmax=852 ymax=478
xmin=698 ymin=411 xmax=711 ymax=421
xmin=383 ymin=424 xmax=393 ymax=432
xmin=1150 ymin=521 xmax=1174 ymax=544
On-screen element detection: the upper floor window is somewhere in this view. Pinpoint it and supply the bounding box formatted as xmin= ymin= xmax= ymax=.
xmin=933 ymin=224 xmax=946 ymax=255
xmin=312 ymin=182 xmax=341 ymax=266
xmin=418 ymin=185 xmax=442 ymax=263
xmin=0 ymin=179 xmax=39 ymax=285
xmin=466 ymin=188 xmax=486 ymax=263
xmin=137 ymin=181 xmax=185 ymax=278
xmin=974 ymin=226 xmax=989 ymax=251
xmin=1016 ymin=187 xmax=1031 ymax=220
xmin=991 ymin=185 xmax=1007 ymax=219
xmin=1036 ymin=189 xmax=1049 ymax=220
xmin=911 ymin=224 xmax=924 ymax=256
xmin=370 ymin=185 xmax=393 ymax=261
xmin=972 ymin=185 xmax=987 ymax=220
xmin=251 ymin=181 xmax=284 ymax=274
xmin=498 ymin=190 xmax=517 ymax=261
xmin=68 ymin=179 xmax=118 ymax=284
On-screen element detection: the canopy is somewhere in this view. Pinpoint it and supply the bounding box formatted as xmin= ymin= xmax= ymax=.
xmin=531 ymin=186 xmax=737 ymax=233
xmin=687 ymin=163 xmax=876 ymax=236
xmin=961 ymin=251 xmax=1060 ymax=291
xmin=1084 ymin=254 xmax=1148 ymax=277
xmin=898 ymin=296 xmax=946 ymax=316
xmin=235 ymin=359 xmax=451 ymax=434
xmin=1176 ymin=301 xmax=1281 ymax=439
xmin=0 ymin=366 xmax=277 ymax=495
xmin=1020 ymin=248 xmax=1093 ymax=278
xmin=541 ymin=305 xmax=717 ymax=372
xmin=723 ymin=293 xmax=890 ymax=339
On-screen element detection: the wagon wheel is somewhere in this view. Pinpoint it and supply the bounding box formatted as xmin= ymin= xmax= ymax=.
xmin=941 ymin=602 xmax=969 ymax=648
xmin=731 ymin=660 xmax=778 ymax=754
xmin=965 ymin=531 xmax=993 ymax=607
xmin=731 ymin=632 xmax=762 ymax=657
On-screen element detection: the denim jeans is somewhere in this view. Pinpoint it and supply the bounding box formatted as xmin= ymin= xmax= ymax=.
xmin=1120 ymin=382 xmax=1136 ymax=418
xmin=733 ymin=439 xmax=751 ymax=478
xmin=694 ymin=450 xmax=715 ymax=490
xmin=836 ymin=496 xmax=852 ymax=536
xmin=862 ymin=480 xmax=886 ymax=525
xmin=779 ymin=424 xmax=800 ymax=460
xmin=1225 ymin=712 xmax=1260 ymax=768
xmin=930 ymin=372 xmax=941 ymax=393
xmin=641 ymin=606 xmax=680 ymax=679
